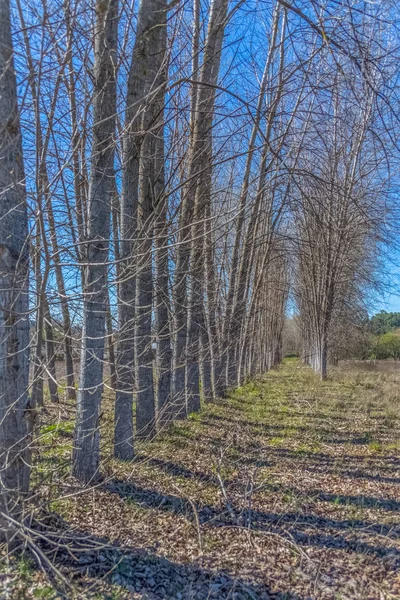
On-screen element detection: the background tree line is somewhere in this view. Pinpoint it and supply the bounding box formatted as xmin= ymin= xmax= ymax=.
xmin=284 ymin=310 xmax=400 ymax=361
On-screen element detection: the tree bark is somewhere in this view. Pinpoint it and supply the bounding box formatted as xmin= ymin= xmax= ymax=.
xmin=114 ymin=0 xmax=149 ymax=457
xmin=0 ymin=0 xmax=31 ymax=542
xmin=16 ymin=0 xmax=76 ymax=401
xmin=153 ymin=22 xmax=172 ymax=429
xmin=43 ymin=293 xmax=59 ymax=403
xmin=176 ymin=0 xmax=229 ymax=415
xmin=73 ymin=0 xmax=118 ymax=482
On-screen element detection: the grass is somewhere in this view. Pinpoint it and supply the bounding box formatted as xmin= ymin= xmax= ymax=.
xmin=3 ymin=359 xmax=400 ymax=599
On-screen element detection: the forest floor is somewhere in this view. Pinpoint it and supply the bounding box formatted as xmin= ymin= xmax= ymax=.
xmin=1 ymin=359 xmax=400 ymax=600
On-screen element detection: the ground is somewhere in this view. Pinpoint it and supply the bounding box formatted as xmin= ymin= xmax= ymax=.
xmin=1 ymin=359 xmax=400 ymax=599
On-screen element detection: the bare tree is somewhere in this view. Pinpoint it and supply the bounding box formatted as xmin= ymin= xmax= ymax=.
xmin=0 ymin=0 xmax=30 ymax=542
xmin=134 ymin=0 xmax=170 ymax=440
xmin=73 ymin=0 xmax=118 ymax=482
xmin=292 ymin=64 xmax=379 ymax=378
xmin=153 ymin=5 xmax=172 ymax=429
xmin=174 ymin=0 xmax=230 ymax=416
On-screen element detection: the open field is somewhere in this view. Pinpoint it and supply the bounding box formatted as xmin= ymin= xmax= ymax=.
xmin=2 ymin=359 xmax=400 ymax=599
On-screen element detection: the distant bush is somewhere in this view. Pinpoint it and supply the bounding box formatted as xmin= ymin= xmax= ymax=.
xmin=372 ymin=333 xmax=400 ymax=360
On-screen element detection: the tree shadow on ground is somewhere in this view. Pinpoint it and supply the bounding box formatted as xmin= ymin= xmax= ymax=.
xmin=104 ymin=480 xmax=400 ymax=562
xmin=274 ymin=410 xmax=346 ymax=421
xmin=255 ymin=450 xmax=400 ymax=483
xmin=200 ymin=415 xmax=298 ymax=433
xmin=259 ymin=482 xmax=400 ymax=511
xmin=201 ymin=414 xmax=396 ymax=446
xmin=32 ymin=512 xmax=288 ymax=600
xmin=146 ymin=429 xmax=400 ymax=486
xmin=250 ymin=447 xmax=400 ymax=474
xmin=138 ymin=455 xmax=218 ymax=485
xmin=133 ymin=455 xmax=400 ymax=512
xmin=337 ymin=469 xmax=400 ymax=484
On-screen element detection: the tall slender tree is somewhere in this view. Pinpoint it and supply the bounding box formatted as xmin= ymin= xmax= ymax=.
xmin=115 ymin=0 xmax=170 ymax=448
xmin=0 ymin=0 xmax=31 ymax=541
xmin=73 ymin=0 xmax=118 ymax=482
xmin=135 ymin=0 xmax=169 ymax=439
xmin=153 ymin=5 xmax=172 ymax=429
xmin=173 ymin=0 xmax=230 ymax=415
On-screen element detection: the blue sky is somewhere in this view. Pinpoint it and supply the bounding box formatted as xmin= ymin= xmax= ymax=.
xmin=372 ymin=262 xmax=400 ymax=314
xmin=377 ymin=294 xmax=400 ymax=312
xmin=376 ymin=286 xmax=400 ymax=312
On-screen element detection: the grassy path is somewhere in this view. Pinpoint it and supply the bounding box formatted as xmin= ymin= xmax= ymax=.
xmin=3 ymin=360 xmax=400 ymax=599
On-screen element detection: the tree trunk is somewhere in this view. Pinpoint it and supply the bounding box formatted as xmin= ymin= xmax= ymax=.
xmin=184 ymin=0 xmax=229 ymax=415
xmin=106 ymin=288 xmax=117 ymax=390
xmin=0 ymin=0 xmax=31 ymax=542
xmin=73 ymin=0 xmax=118 ymax=482
xmin=16 ymin=0 xmax=76 ymax=402
xmin=43 ymin=294 xmax=59 ymax=404
xmin=153 ymin=28 xmax=172 ymax=429
xmin=222 ymin=3 xmax=281 ymax=392
xmin=135 ymin=0 xmax=171 ymax=438
xmin=114 ymin=0 xmax=148 ymax=457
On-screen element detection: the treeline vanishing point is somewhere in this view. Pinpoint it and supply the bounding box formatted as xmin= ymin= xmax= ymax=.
xmin=1 ymin=0 xmax=400 ymax=554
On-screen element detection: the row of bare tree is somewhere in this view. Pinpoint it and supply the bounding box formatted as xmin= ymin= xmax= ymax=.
xmin=0 ymin=0 xmax=397 ymax=540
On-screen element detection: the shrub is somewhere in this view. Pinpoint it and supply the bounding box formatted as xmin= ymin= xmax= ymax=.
xmin=373 ymin=333 xmax=400 ymax=360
